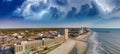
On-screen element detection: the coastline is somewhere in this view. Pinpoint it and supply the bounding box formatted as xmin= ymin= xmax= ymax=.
xmin=48 ymin=31 xmax=92 ymax=54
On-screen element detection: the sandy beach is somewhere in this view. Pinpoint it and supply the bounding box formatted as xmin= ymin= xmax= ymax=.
xmin=48 ymin=31 xmax=92 ymax=54
xmin=69 ymin=31 xmax=92 ymax=54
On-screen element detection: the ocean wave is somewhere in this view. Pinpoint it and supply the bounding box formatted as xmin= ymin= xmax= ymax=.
xmin=87 ymin=32 xmax=104 ymax=54
xmin=87 ymin=30 xmax=120 ymax=54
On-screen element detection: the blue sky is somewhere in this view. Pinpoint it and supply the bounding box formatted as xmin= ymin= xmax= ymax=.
xmin=0 ymin=0 xmax=120 ymax=28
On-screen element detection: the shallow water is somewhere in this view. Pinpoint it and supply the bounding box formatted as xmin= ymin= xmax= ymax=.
xmin=87 ymin=29 xmax=120 ymax=54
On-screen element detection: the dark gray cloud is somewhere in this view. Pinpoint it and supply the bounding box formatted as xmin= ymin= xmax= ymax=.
xmin=13 ymin=0 xmax=94 ymax=20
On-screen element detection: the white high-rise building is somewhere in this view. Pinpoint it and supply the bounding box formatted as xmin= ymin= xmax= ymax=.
xmin=64 ymin=28 xmax=69 ymax=39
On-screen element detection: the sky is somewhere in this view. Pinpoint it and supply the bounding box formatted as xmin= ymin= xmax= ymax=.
xmin=0 ymin=0 xmax=120 ymax=28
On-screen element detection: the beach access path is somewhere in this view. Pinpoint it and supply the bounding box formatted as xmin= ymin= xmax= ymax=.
xmin=48 ymin=31 xmax=92 ymax=54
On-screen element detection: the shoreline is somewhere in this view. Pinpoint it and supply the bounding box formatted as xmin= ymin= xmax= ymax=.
xmin=48 ymin=31 xmax=93 ymax=54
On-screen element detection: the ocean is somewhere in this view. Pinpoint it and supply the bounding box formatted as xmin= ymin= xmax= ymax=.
xmin=87 ymin=29 xmax=120 ymax=54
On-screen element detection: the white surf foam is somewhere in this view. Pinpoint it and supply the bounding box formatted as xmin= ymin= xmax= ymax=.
xmin=87 ymin=32 xmax=105 ymax=54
